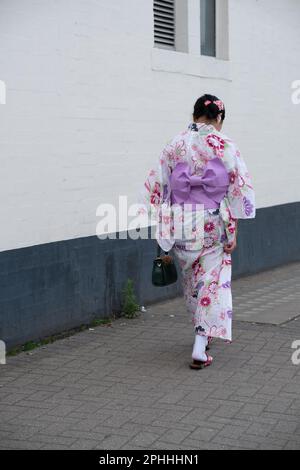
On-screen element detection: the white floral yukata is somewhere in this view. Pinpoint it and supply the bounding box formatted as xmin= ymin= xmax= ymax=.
xmin=138 ymin=122 xmax=255 ymax=342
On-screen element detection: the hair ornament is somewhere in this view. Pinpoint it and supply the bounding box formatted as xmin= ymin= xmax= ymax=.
xmin=214 ymin=100 xmax=225 ymax=111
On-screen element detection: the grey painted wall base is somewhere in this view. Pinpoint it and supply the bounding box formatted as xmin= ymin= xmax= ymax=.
xmin=0 ymin=202 xmax=299 ymax=348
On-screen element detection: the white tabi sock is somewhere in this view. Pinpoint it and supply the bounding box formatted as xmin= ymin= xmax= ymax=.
xmin=192 ymin=334 xmax=208 ymax=361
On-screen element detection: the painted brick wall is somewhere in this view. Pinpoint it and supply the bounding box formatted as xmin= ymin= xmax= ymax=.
xmin=0 ymin=0 xmax=299 ymax=253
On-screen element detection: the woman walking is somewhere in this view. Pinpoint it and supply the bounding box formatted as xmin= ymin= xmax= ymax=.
xmin=138 ymin=95 xmax=255 ymax=369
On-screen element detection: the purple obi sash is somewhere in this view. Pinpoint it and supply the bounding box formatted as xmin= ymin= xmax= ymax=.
xmin=169 ymin=157 xmax=229 ymax=209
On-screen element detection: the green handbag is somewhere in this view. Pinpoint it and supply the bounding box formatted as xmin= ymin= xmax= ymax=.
xmin=152 ymin=244 xmax=178 ymax=287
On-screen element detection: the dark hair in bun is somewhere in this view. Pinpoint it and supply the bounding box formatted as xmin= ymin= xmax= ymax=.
xmin=193 ymin=94 xmax=226 ymax=122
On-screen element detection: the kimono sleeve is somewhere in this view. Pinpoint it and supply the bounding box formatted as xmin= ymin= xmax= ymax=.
xmin=137 ymin=144 xmax=172 ymax=224
xmin=220 ymin=140 xmax=256 ymax=243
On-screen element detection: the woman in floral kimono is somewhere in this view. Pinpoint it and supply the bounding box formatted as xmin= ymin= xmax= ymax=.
xmin=138 ymin=94 xmax=255 ymax=369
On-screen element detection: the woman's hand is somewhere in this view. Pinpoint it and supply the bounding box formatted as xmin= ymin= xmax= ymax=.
xmin=223 ymin=233 xmax=237 ymax=254
xmin=223 ymin=220 xmax=238 ymax=254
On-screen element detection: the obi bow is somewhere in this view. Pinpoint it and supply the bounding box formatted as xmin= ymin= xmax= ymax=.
xmin=169 ymin=157 xmax=229 ymax=209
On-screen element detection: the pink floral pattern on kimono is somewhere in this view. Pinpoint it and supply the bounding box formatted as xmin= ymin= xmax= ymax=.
xmin=137 ymin=122 xmax=255 ymax=341
xmin=173 ymin=212 xmax=234 ymax=341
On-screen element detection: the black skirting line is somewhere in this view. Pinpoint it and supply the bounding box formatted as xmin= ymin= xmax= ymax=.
xmin=0 ymin=201 xmax=299 ymax=348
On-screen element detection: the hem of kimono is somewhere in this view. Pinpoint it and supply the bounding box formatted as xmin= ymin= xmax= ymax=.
xmin=199 ymin=334 xmax=232 ymax=344
xmin=195 ymin=331 xmax=232 ymax=343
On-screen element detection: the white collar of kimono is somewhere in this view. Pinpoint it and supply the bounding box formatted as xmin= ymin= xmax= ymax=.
xmin=189 ymin=122 xmax=216 ymax=132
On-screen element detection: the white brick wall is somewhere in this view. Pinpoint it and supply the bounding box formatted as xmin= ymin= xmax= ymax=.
xmin=0 ymin=0 xmax=299 ymax=251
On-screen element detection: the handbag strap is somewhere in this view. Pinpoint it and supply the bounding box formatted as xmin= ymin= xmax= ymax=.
xmin=157 ymin=244 xmax=169 ymax=258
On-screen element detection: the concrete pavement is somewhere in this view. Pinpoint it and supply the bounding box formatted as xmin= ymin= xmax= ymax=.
xmin=0 ymin=262 xmax=300 ymax=450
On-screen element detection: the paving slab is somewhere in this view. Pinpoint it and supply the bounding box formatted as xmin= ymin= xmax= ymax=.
xmin=0 ymin=262 xmax=300 ymax=450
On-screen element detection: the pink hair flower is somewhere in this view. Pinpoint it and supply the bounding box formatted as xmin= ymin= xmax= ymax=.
xmin=204 ymin=100 xmax=212 ymax=106
xmin=214 ymin=100 xmax=224 ymax=111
